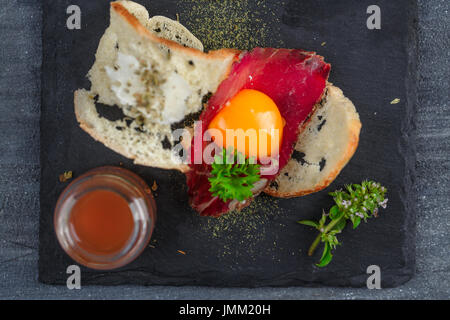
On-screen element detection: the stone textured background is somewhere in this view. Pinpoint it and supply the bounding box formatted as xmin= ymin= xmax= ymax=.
xmin=0 ymin=0 xmax=448 ymax=299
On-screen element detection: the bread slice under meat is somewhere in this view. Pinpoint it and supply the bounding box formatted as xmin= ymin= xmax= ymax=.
xmin=74 ymin=1 xmax=238 ymax=171
xmin=74 ymin=0 xmax=361 ymax=199
xmin=264 ymin=85 xmax=362 ymax=197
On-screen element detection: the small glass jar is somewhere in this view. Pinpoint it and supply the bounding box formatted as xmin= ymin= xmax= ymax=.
xmin=54 ymin=166 xmax=156 ymax=270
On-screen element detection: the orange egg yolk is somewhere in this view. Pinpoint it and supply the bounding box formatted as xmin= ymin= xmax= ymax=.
xmin=208 ymin=89 xmax=284 ymax=160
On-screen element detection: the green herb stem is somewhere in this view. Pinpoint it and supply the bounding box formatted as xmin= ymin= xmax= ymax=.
xmin=308 ymin=236 xmax=321 ymax=257
xmin=308 ymin=216 xmax=343 ymax=256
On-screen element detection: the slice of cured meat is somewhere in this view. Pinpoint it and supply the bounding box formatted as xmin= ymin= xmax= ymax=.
xmin=186 ymin=48 xmax=331 ymax=217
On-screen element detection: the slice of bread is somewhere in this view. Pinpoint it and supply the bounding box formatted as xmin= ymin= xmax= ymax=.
xmin=264 ymin=85 xmax=362 ymax=197
xmin=74 ymin=1 xmax=238 ymax=171
xmin=117 ymin=1 xmax=204 ymax=50
xmin=147 ymin=16 xmax=204 ymax=52
xmin=107 ymin=1 xmax=203 ymax=51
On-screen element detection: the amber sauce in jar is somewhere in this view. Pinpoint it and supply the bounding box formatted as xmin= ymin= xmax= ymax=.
xmin=54 ymin=166 xmax=156 ymax=270
xmin=69 ymin=190 xmax=135 ymax=255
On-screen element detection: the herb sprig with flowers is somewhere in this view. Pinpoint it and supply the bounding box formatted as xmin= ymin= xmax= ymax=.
xmin=298 ymin=180 xmax=388 ymax=267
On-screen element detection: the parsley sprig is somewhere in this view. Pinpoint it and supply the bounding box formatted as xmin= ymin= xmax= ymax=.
xmin=208 ymin=148 xmax=261 ymax=202
xmin=298 ymin=180 xmax=388 ymax=267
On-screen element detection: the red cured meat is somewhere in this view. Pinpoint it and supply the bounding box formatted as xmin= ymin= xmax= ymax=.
xmin=186 ymin=48 xmax=330 ymax=216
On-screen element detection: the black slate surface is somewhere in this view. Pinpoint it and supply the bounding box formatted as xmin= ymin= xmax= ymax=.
xmin=39 ymin=0 xmax=417 ymax=288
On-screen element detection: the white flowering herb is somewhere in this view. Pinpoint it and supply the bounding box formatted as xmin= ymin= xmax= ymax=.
xmin=298 ymin=180 xmax=388 ymax=267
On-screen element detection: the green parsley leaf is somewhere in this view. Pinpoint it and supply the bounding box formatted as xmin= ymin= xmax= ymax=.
xmin=208 ymin=148 xmax=261 ymax=202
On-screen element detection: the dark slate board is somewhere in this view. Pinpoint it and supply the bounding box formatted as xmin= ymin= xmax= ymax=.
xmin=39 ymin=0 xmax=417 ymax=288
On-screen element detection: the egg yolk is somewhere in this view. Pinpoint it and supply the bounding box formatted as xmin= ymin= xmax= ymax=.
xmin=208 ymin=89 xmax=284 ymax=160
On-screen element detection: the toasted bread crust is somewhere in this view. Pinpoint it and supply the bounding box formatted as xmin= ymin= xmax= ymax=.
xmin=111 ymin=2 xmax=240 ymax=65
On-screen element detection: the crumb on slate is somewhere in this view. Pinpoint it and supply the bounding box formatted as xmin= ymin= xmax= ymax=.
xmin=59 ymin=171 xmax=73 ymax=182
